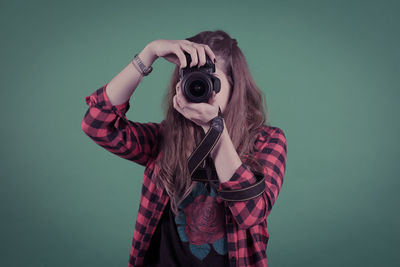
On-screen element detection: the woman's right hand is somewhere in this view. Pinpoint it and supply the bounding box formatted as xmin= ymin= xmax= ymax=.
xmin=148 ymin=39 xmax=216 ymax=69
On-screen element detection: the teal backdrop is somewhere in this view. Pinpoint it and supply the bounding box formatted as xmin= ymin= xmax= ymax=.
xmin=1 ymin=0 xmax=399 ymax=266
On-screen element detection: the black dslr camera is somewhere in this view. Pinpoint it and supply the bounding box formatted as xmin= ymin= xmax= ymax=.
xmin=178 ymin=51 xmax=221 ymax=103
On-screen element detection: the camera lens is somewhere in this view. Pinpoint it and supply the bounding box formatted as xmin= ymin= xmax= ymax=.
xmin=189 ymin=79 xmax=207 ymax=97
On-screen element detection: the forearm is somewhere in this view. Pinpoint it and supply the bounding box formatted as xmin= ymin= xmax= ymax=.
xmin=105 ymin=42 xmax=158 ymax=106
xmin=206 ymin=120 xmax=243 ymax=183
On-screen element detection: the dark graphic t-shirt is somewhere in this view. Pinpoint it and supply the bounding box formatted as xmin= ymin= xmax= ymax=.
xmin=143 ymin=181 xmax=229 ymax=267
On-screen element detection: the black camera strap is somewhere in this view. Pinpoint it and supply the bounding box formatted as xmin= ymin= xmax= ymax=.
xmin=187 ymin=107 xmax=266 ymax=202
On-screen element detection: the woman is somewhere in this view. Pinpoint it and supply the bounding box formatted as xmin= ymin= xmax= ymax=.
xmin=81 ymin=30 xmax=287 ymax=267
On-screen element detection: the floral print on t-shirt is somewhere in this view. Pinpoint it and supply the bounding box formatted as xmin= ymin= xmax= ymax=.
xmin=174 ymin=182 xmax=228 ymax=260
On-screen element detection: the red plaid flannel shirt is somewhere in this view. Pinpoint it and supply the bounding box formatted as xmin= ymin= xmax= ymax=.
xmin=81 ymin=83 xmax=287 ymax=267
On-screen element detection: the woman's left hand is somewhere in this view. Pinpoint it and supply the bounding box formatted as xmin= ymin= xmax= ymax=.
xmin=173 ymin=80 xmax=220 ymax=132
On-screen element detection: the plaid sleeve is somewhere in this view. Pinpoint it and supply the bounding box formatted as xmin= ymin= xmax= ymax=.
xmin=217 ymin=127 xmax=287 ymax=229
xmin=81 ymin=82 xmax=163 ymax=167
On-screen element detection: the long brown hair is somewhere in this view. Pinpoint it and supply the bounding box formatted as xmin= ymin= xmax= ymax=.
xmin=151 ymin=29 xmax=271 ymax=216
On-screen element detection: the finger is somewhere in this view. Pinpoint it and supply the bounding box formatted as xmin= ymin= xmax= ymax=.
xmin=177 ymin=86 xmax=189 ymax=109
xmin=164 ymin=53 xmax=180 ymax=65
xmin=202 ymin=45 xmax=216 ymax=63
xmin=175 ymin=82 xmax=180 ymax=98
xmin=208 ymin=91 xmax=216 ymax=104
xmin=175 ymin=81 xmax=179 ymax=94
xmin=212 ymin=98 xmax=219 ymax=109
xmin=176 ymin=80 xmax=184 ymax=96
xmin=173 ymin=95 xmax=185 ymax=114
xmin=180 ymin=43 xmax=198 ymax=68
xmin=173 ymin=95 xmax=178 ymax=110
xmin=196 ymin=45 xmax=206 ymax=67
xmin=181 ymin=39 xmax=192 ymax=45
xmin=176 ymin=92 xmax=182 ymax=109
xmin=182 ymin=102 xmax=206 ymax=113
xmin=177 ymin=83 xmax=188 ymax=106
xmin=173 ymin=45 xmax=187 ymax=69
xmin=173 ymin=95 xmax=179 ymax=110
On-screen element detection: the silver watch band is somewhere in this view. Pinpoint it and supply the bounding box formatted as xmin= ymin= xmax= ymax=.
xmin=132 ymin=53 xmax=153 ymax=76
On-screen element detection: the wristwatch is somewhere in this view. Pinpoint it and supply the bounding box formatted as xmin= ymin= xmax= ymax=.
xmin=210 ymin=107 xmax=224 ymax=133
xmin=132 ymin=53 xmax=153 ymax=76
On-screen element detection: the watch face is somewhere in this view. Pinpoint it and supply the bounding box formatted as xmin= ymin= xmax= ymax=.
xmin=211 ymin=116 xmax=224 ymax=133
xmin=214 ymin=124 xmax=223 ymax=133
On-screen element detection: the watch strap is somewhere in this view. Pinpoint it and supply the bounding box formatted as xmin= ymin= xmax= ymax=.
xmin=133 ymin=53 xmax=153 ymax=76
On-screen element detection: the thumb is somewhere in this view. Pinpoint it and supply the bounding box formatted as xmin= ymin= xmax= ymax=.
xmin=212 ymin=91 xmax=217 ymax=103
xmin=212 ymin=99 xmax=219 ymax=110
xmin=208 ymin=91 xmax=216 ymax=104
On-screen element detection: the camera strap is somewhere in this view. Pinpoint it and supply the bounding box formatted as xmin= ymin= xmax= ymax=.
xmin=187 ymin=107 xmax=266 ymax=202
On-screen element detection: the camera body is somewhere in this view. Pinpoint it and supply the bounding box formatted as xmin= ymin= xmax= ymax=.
xmin=178 ymin=51 xmax=221 ymax=103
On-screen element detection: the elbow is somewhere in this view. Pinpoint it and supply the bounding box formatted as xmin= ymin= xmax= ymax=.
xmin=236 ymin=215 xmax=267 ymax=230
xmin=236 ymin=212 xmax=268 ymax=230
xmin=81 ymin=119 xmax=87 ymax=133
xmin=81 ymin=113 xmax=97 ymax=139
xmin=81 ymin=116 xmax=91 ymax=136
xmin=80 ymin=110 xmax=100 ymax=138
xmin=229 ymin=193 xmax=269 ymax=230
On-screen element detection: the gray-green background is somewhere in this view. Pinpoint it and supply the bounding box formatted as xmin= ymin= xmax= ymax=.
xmin=1 ymin=0 xmax=399 ymax=266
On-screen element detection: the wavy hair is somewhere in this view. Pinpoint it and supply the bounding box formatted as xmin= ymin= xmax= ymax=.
xmin=151 ymin=29 xmax=270 ymax=216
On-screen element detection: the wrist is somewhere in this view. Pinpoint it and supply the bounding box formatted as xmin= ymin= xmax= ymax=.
xmin=204 ymin=109 xmax=224 ymax=133
xmin=139 ymin=43 xmax=158 ymax=67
